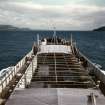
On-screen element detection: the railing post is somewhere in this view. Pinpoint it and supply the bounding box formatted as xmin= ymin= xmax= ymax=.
xmin=1 ymin=80 xmax=3 ymax=94
xmin=24 ymin=73 xmax=27 ymax=88
xmin=32 ymin=59 xmax=33 ymax=76
xmin=5 ymin=74 xmax=7 ymax=87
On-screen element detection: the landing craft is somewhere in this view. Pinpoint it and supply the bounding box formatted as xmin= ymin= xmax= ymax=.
xmin=0 ymin=32 xmax=105 ymax=105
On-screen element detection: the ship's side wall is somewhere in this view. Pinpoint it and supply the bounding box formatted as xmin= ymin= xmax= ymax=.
xmin=78 ymin=51 xmax=105 ymax=95
xmin=15 ymin=55 xmax=37 ymax=89
xmin=78 ymin=51 xmax=104 ymax=80
xmin=0 ymin=50 xmax=33 ymax=94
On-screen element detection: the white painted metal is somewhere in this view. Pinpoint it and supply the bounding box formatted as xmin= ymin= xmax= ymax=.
xmin=15 ymin=55 xmax=37 ymax=89
xmin=39 ymin=45 xmax=71 ymax=54
xmin=0 ymin=50 xmax=33 ymax=93
xmin=37 ymin=34 xmax=40 ymax=46
xmin=41 ymin=39 xmax=47 ymax=45
xmin=79 ymin=51 xmax=105 ymax=86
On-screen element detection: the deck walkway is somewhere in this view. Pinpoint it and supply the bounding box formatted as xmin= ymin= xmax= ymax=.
xmin=6 ymin=88 xmax=105 ymax=105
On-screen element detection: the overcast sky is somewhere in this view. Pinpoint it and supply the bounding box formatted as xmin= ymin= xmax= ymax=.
xmin=0 ymin=0 xmax=105 ymax=30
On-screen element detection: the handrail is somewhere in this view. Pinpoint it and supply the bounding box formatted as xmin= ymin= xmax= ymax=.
xmin=15 ymin=55 xmax=37 ymax=89
xmin=78 ymin=51 xmax=105 ymax=86
xmin=0 ymin=50 xmax=33 ymax=94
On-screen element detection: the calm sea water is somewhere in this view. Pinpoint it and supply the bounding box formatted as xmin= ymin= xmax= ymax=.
xmin=0 ymin=31 xmax=105 ymax=70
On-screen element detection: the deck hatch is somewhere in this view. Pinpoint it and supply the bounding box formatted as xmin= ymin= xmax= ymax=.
xmin=31 ymin=53 xmax=94 ymax=88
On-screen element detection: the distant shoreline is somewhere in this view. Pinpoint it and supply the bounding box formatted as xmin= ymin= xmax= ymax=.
xmin=93 ymin=26 xmax=105 ymax=31
xmin=0 ymin=24 xmax=105 ymax=31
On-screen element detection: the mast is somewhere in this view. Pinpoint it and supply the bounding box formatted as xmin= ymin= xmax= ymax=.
xmin=71 ymin=33 xmax=73 ymax=46
xmin=53 ymin=27 xmax=56 ymax=44
xmin=70 ymin=33 xmax=74 ymax=54
xmin=37 ymin=34 xmax=40 ymax=46
xmin=53 ymin=27 xmax=58 ymax=44
xmin=53 ymin=27 xmax=56 ymax=37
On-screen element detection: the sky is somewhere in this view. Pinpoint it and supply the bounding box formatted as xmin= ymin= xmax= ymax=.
xmin=0 ymin=0 xmax=105 ymax=30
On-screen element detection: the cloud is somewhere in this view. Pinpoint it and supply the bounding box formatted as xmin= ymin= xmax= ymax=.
xmin=0 ymin=1 xmax=105 ymax=30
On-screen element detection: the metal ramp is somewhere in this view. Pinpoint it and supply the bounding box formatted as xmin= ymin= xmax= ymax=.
xmin=31 ymin=53 xmax=94 ymax=88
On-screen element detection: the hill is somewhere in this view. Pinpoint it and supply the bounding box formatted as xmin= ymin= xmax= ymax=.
xmin=0 ymin=25 xmax=31 ymax=31
xmin=94 ymin=26 xmax=105 ymax=31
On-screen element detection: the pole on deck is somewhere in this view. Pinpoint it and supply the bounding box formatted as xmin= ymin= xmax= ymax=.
xmin=37 ymin=34 xmax=40 ymax=46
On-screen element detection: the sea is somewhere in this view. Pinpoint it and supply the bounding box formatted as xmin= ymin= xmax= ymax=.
xmin=0 ymin=31 xmax=105 ymax=70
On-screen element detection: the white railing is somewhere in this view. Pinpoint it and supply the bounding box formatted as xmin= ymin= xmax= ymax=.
xmin=79 ymin=51 xmax=105 ymax=85
xmin=15 ymin=55 xmax=37 ymax=89
xmin=14 ymin=50 xmax=33 ymax=74
xmin=0 ymin=50 xmax=33 ymax=94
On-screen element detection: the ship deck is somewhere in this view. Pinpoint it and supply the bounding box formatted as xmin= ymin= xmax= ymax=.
xmin=6 ymin=88 xmax=105 ymax=105
xmin=30 ymin=53 xmax=94 ymax=88
xmin=4 ymin=36 xmax=105 ymax=105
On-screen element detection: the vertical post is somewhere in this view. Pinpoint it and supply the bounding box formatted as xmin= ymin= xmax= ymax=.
xmin=32 ymin=42 xmax=36 ymax=55
xmin=37 ymin=34 xmax=40 ymax=52
xmin=1 ymin=79 xmax=3 ymax=93
xmin=37 ymin=34 xmax=39 ymax=46
xmin=24 ymin=73 xmax=27 ymax=88
xmin=53 ymin=27 xmax=56 ymax=37
xmin=13 ymin=67 xmax=15 ymax=77
xmin=71 ymin=34 xmax=73 ymax=46
xmin=53 ymin=27 xmax=56 ymax=44
xmin=32 ymin=59 xmax=33 ymax=76
xmin=5 ymin=74 xmax=7 ymax=87
xmin=70 ymin=34 xmax=74 ymax=54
